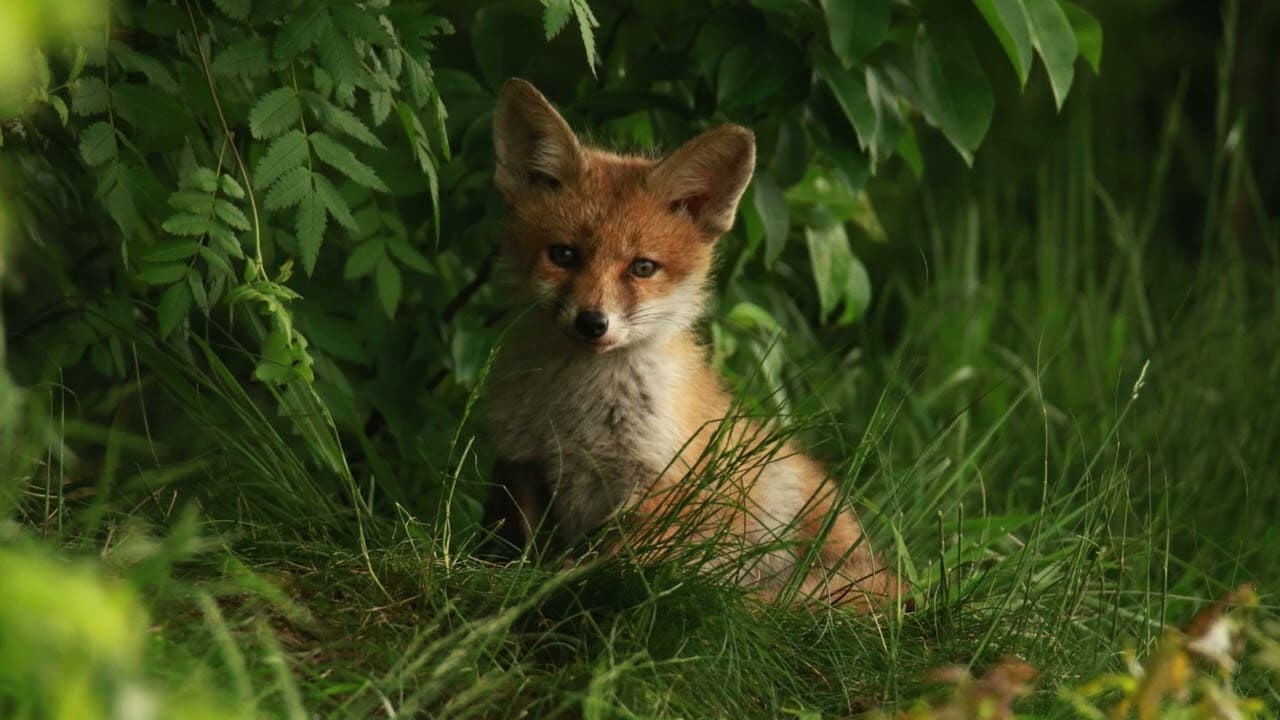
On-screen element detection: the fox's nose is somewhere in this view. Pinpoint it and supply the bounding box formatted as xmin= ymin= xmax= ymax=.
xmin=574 ymin=310 xmax=609 ymax=340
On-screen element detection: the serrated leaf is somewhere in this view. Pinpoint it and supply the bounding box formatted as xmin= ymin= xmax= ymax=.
xmin=296 ymin=192 xmax=327 ymax=275
xmin=752 ymin=171 xmax=789 ymax=268
xmin=213 ymin=37 xmax=271 ymax=76
xmin=137 ymin=262 xmax=188 ymax=285
xmin=249 ymin=87 xmax=301 ymax=139
xmin=1025 ymin=0 xmax=1078 ymax=109
xmin=162 ymin=213 xmax=213 ymax=236
xmin=111 ymin=46 xmax=178 ymax=93
xmin=805 ymin=209 xmax=871 ymax=325
xmin=209 ymin=226 xmax=245 ymax=260
xmin=265 ymin=166 xmax=312 ymax=211
xmin=317 ymin=28 xmax=366 ymax=86
xmin=200 ymin=246 xmax=234 ymax=276
xmin=71 ymin=78 xmax=109 ymax=116
xmin=914 ymin=23 xmax=994 ymax=164
xmin=79 ymin=122 xmax=117 ymax=166
xmin=219 ymin=173 xmax=246 ymax=200
xmin=143 ymin=240 xmax=201 ymax=263
xmin=820 ymin=0 xmax=889 ymax=67
xmin=571 ymin=0 xmax=599 ymax=75
xmin=312 ymin=97 xmax=384 ymax=148
xmin=344 ymin=238 xmax=385 ymax=280
xmin=374 ymin=256 xmax=401 ymax=317
xmin=157 ymin=281 xmax=192 ymax=337
xmin=332 ymin=6 xmax=396 ymax=46
xmin=214 ymin=199 xmax=251 ymax=231
xmin=254 ymin=130 xmax=309 ymax=188
xmin=276 ymin=5 xmax=332 ymax=61
xmin=543 ymin=0 xmax=572 ymax=39
xmin=313 ymin=174 xmax=356 ymax=230
xmin=188 ymin=267 xmax=210 ymax=313
xmin=310 ymin=133 xmax=388 ymax=191
xmin=387 ymin=236 xmax=433 ymax=274
xmin=212 ymin=0 xmax=251 ymax=20
xmin=186 ymin=167 xmax=220 ymax=193
xmin=370 ymin=91 xmax=393 ymax=126
xmin=168 ymin=190 xmax=215 ymax=214
xmin=1061 ymin=1 xmax=1102 ymax=73
xmin=972 ymin=0 xmax=1034 ymax=87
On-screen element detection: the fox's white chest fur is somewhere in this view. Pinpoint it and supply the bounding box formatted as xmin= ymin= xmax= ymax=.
xmin=488 ymin=324 xmax=688 ymax=538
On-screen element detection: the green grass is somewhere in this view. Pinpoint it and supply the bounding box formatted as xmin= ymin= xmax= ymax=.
xmin=4 ymin=30 xmax=1280 ymax=720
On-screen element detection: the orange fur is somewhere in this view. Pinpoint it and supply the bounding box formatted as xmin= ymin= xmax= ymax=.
xmin=482 ymin=79 xmax=906 ymax=613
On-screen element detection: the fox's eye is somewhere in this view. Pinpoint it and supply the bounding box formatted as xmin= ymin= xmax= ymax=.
xmin=547 ymin=244 xmax=578 ymax=268
xmin=629 ymin=258 xmax=659 ymax=278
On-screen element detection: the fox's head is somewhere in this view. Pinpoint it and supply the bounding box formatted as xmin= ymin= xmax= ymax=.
xmin=493 ymin=79 xmax=755 ymax=352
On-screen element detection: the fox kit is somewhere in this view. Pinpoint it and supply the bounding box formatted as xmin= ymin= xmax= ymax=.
xmin=482 ymin=79 xmax=904 ymax=612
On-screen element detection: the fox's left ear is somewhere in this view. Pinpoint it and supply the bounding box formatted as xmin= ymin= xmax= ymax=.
xmin=648 ymin=124 xmax=756 ymax=238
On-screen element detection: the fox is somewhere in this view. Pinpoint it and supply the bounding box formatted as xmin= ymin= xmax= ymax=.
xmin=481 ymin=79 xmax=906 ymax=613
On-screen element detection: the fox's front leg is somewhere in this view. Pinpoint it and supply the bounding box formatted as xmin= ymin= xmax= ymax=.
xmin=479 ymin=457 xmax=551 ymax=559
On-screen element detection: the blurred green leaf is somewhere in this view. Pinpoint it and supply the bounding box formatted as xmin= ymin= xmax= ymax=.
xmin=805 ymin=208 xmax=871 ymax=325
xmin=972 ymin=0 xmax=1034 ymax=87
xmin=1062 ymin=1 xmax=1102 ymax=73
xmin=375 ymin=256 xmax=402 ymax=317
xmin=820 ymin=0 xmax=889 ymax=67
xmin=752 ymin=171 xmax=789 ymax=268
xmin=913 ymin=23 xmax=994 ymax=164
xmin=249 ymin=87 xmax=301 ymax=139
xmin=1025 ymin=0 xmax=1079 ymax=109
xmin=157 ymin=281 xmax=191 ymax=337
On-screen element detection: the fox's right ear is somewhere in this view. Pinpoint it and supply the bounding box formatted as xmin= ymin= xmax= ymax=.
xmin=493 ymin=79 xmax=583 ymax=200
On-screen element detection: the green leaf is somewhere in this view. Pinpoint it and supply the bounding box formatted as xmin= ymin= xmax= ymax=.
xmin=254 ymin=130 xmax=309 ymax=188
xmin=249 ymin=87 xmax=301 ymax=139
xmin=208 ymin=227 xmax=243 ymax=261
xmin=212 ymin=0 xmax=251 ymax=20
xmin=49 ymin=96 xmax=69 ymax=126
xmin=214 ymin=199 xmax=251 ymax=231
xmin=1024 ymin=0 xmax=1079 ymax=109
xmin=168 ymin=190 xmax=215 ymax=214
xmin=752 ymin=171 xmax=789 ymax=268
xmin=111 ymin=46 xmax=178 ymax=93
xmin=71 ymin=78 xmax=110 ymax=116
xmin=770 ymin=115 xmax=808 ymax=187
xmin=374 ymin=256 xmax=401 ymax=317
xmin=1061 ymin=1 xmax=1102 ymax=73
xmin=727 ymin=302 xmax=783 ymax=334
xmin=265 ymin=166 xmax=312 ymax=211
xmin=143 ymin=240 xmax=201 ymax=263
xmin=200 ymin=245 xmax=234 ymax=276
xmin=572 ymin=0 xmax=600 ymax=75
xmin=157 ymin=281 xmax=192 ymax=337
xmin=161 ymin=213 xmax=213 ymax=237
xmin=186 ymin=167 xmax=220 ymax=193
xmin=276 ymin=5 xmax=332 ymax=61
xmin=219 ymin=173 xmax=246 ymax=200
xmin=972 ymin=0 xmax=1034 ymax=87
xmin=387 ymin=236 xmax=433 ymax=274
xmin=296 ymin=192 xmax=327 ymax=275
xmin=820 ymin=0 xmax=889 ymax=67
xmin=213 ymin=37 xmax=271 ymax=76
xmin=313 ymin=174 xmax=356 ymax=230
xmin=896 ymin=121 xmax=925 ymax=179
xmin=331 ymin=6 xmax=395 ymax=46
xmin=136 ymin=262 xmax=188 ymax=285
xmin=188 ymin=267 xmax=210 ymax=313
xmin=805 ymin=209 xmax=871 ymax=325
xmin=317 ymin=28 xmax=367 ymax=86
xmin=79 ymin=122 xmax=117 ymax=166
xmin=913 ymin=24 xmax=994 ymax=165
xmin=344 ymin=239 xmax=386 ymax=280
xmin=543 ymin=0 xmax=572 ymax=39
xmin=312 ymin=97 xmax=384 ymax=148
xmin=310 ymin=133 xmax=388 ymax=191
